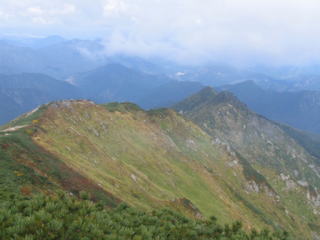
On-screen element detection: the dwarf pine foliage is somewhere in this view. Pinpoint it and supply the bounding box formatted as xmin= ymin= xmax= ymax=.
xmin=0 ymin=192 xmax=290 ymax=240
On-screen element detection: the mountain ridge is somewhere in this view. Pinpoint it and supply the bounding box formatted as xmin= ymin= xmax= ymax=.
xmin=1 ymin=89 xmax=320 ymax=238
xmin=174 ymin=87 xmax=320 ymax=238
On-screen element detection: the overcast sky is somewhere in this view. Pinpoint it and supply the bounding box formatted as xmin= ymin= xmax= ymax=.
xmin=1 ymin=0 xmax=320 ymax=66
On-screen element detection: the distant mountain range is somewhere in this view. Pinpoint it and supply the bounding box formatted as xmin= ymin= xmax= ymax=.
xmin=75 ymin=63 xmax=170 ymax=103
xmin=220 ymin=80 xmax=320 ymax=134
xmin=2 ymin=35 xmax=320 ymax=90
xmin=1 ymin=35 xmax=320 ymax=136
xmin=1 ymin=35 xmax=66 ymax=49
xmin=75 ymin=63 xmax=204 ymax=108
xmin=171 ymin=64 xmax=320 ymax=92
xmin=0 ymin=66 xmax=204 ymax=124
xmin=0 ymin=73 xmax=80 ymax=124
xmin=2 ymin=64 xmax=320 ymax=138
xmin=0 ymin=36 xmax=177 ymax=80
xmin=0 ymin=38 xmax=105 ymax=79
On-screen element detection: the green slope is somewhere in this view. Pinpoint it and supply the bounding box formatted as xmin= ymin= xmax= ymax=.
xmin=0 ymin=106 xmax=119 ymax=206
xmin=28 ymin=101 xmax=256 ymax=223
xmin=174 ymin=87 xmax=320 ymax=239
xmin=0 ymin=97 xmax=319 ymax=239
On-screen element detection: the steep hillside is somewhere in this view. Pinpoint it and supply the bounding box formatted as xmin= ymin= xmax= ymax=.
xmin=279 ymin=124 xmax=320 ymax=163
xmin=174 ymin=87 xmax=320 ymax=239
xmin=0 ymin=106 xmax=119 ymax=207
xmin=1 ymin=99 xmax=319 ymax=238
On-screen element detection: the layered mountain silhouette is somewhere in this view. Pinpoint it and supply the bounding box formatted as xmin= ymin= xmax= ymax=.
xmin=0 ymin=65 xmax=204 ymax=124
xmin=0 ymin=73 xmax=81 ymax=124
xmin=220 ymin=80 xmax=320 ymax=134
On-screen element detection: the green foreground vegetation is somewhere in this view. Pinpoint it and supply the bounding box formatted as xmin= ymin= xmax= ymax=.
xmin=0 ymin=192 xmax=289 ymax=240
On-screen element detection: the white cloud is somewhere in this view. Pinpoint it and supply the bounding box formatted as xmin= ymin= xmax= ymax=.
xmin=0 ymin=10 xmax=11 ymax=20
xmin=58 ymin=4 xmax=76 ymax=15
xmin=104 ymin=0 xmax=127 ymax=16
xmin=24 ymin=4 xmax=76 ymax=24
xmin=0 ymin=1 xmax=77 ymax=25
xmin=27 ymin=7 xmax=43 ymax=15
xmin=1 ymin=0 xmax=320 ymax=66
xmin=98 ymin=0 xmax=320 ymax=65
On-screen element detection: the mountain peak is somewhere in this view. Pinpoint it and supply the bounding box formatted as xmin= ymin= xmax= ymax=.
xmin=173 ymin=86 xmax=250 ymax=113
xmin=197 ymin=86 xmax=216 ymax=96
xmin=173 ymin=86 xmax=217 ymax=112
xmin=219 ymin=80 xmax=264 ymax=95
xmin=87 ymin=63 xmax=133 ymax=76
xmin=213 ymin=91 xmax=248 ymax=111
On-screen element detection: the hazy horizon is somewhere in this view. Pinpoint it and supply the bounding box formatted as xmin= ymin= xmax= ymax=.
xmin=1 ymin=0 xmax=320 ymax=67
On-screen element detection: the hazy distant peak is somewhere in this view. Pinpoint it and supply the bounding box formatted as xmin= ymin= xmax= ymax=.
xmin=173 ymin=86 xmax=217 ymax=112
xmin=173 ymin=86 xmax=248 ymax=113
xmin=197 ymin=86 xmax=217 ymax=96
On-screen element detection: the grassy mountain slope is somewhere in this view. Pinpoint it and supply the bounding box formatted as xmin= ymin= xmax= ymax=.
xmin=0 ymin=98 xmax=319 ymax=239
xmin=0 ymin=107 xmax=119 ymax=207
xmin=27 ymin=101 xmax=257 ymax=223
xmin=174 ymin=87 xmax=320 ymax=239
xmin=278 ymin=123 xmax=320 ymax=163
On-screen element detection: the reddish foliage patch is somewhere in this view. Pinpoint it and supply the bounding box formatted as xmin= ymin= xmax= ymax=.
xmin=27 ymin=141 xmax=121 ymax=207
xmin=57 ymin=162 xmax=121 ymax=206
xmin=20 ymin=185 xmax=32 ymax=196
xmin=1 ymin=143 xmax=10 ymax=150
